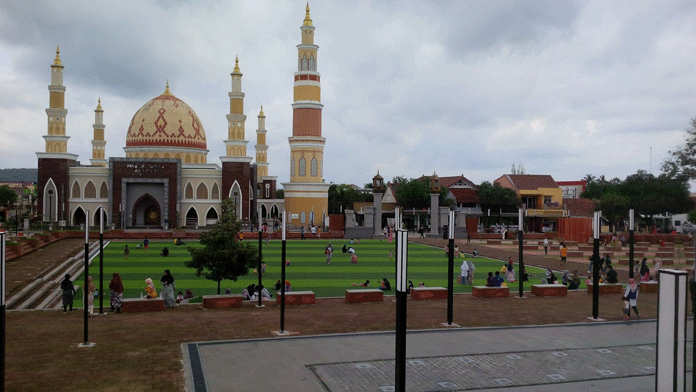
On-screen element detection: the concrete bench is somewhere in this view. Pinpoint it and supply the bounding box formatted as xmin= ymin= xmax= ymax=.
xmin=566 ymin=250 xmax=583 ymax=257
xmin=639 ymin=281 xmax=658 ymax=293
xmin=537 ymin=240 xmax=553 ymax=246
xmin=659 ymin=258 xmax=674 ymax=265
xmin=122 ymin=298 xmax=165 ymax=313
xmin=636 ymin=242 xmax=651 ymax=247
xmin=411 ymin=286 xmax=447 ymax=300
xmin=634 ymin=246 xmax=649 ymax=252
xmin=276 ymin=291 xmax=315 ymax=305
xmin=586 ymin=283 xmax=624 ymax=294
xmin=618 ymin=258 xmax=644 ymax=265
xmin=472 ymin=286 xmax=509 ymax=298
xmin=563 ymin=241 xmax=578 ymax=247
xmin=655 ymin=251 xmax=674 ymax=258
xmin=345 ymin=289 xmax=384 ymax=303
xmin=624 ymin=252 xmax=644 ymax=258
xmin=202 ymin=294 xmax=242 ymax=309
xmin=531 ymin=284 xmax=568 ymax=297
xmin=486 ymin=239 xmax=501 ymax=245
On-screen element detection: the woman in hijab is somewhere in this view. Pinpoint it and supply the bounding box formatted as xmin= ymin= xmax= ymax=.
xmin=60 ymin=274 xmax=75 ymax=312
xmin=160 ymin=269 xmax=176 ymax=307
xmin=545 ymin=268 xmax=557 ymax=284
xmin=109 ymin=273 xmax=124 ymax=313
xmin=623 ymin=278 xmax=640 ymax=321
xmin=561 ymin=270 xmax=570 ymax=286
xmin=144 ymin=278 xmax=157 ymax=299
xmin=639 ymin=258 xmax=650 ymax=277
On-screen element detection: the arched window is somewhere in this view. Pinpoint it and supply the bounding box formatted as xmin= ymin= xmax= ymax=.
xmin=84 ymin=181 xmax=96 ymax=198
xmin=72 ymin=181 xmax=81 ymax=199
xmin=291 ymin=158 xmax=295 ymax=176
xmin=311 ymin=157 xmax=318 ymax=177
xmin=99 ymin=182 xmax=108 ymax=199
xmin=301 ymin=55 xmax=308 ymax=71
xmin=185 ymin=183 xmax=194 ymax=200
xmin=211 ymin=183 xmax=220 ymax=200
xmin=299 ymin=157 xmax=306 ymax=176
xmin=309 ymin=56 xmax=316 ymax=71
xmin=265 ymin=184 xmax=270 ymax=198
xmin=196 ymin=183 xmax=208 ymax=199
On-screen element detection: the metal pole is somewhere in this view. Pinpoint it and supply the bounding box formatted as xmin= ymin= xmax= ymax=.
xmin=1 ymin=230 xmax=6 ymax=392
xmin=395 ymin=229 xmax=408 ymax=392
xmin=692 ymin=234 xmax=696 ymax=389
xmin=99 ymin=207 xmax=104 ymax=314
xmin=280 ymin=211 xmax=286 ymax=333
xmin=592 ymin=211 xmax=600 ymax=319
xmin=83 ymin=211 xmax=89 ymax=344
xmin=257 ymin=211 xmax=263 ymax=307
xmin=518 ymin=209 xmax=524 ymax=298
xmin=447 ymin=211 xmax=454 ymax=325
xmin=628 ymin=209 xmax=635 ymax=279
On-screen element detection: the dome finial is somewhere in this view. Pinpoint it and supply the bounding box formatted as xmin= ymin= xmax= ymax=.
xmin=163 ymin=79 xmax=172 ymax=95
xmin=53 ymin=45 xmax=62 ymax=66
xmin=303 ymin=3 xmax=313 ymax=26
xmin=232 ymin=55 xmax=241 ymax=74
xmin=96 ymin=97 xmax=102 ymax=111
xmin=259 ymin=105 xmax=265 ymax=117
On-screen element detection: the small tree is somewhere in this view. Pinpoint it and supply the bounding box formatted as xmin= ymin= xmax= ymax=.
xmin=0 ymin=185 xmax=18 ymax=221
xmin=186 ymin=198 xmax=258 ymax=294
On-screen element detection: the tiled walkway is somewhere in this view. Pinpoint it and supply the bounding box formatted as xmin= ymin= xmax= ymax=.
xmin=183 ymin=321 xmax=693 ymax=391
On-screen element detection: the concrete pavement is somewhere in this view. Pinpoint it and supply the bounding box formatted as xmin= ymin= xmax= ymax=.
xmin=182 ymin=321 xmax=693 ymax=391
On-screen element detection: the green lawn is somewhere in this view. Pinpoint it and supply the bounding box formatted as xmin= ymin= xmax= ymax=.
xmin=75 ymin=239 xmax=559 ymax=306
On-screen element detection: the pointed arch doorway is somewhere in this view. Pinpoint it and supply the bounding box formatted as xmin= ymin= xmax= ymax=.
xmin=132 ymin=194 xmax=162 ymax=228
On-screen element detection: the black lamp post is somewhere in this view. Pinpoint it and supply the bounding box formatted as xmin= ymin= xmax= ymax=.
xmin=446 ymin=210 xmax=454 ymax=325
xmin=518 ymin=209 xmax=525 ymax=298
xmin=592 ymin=211 xmax=601 ymax=319
xmin=628 ymin=209 xmax=635 ymax=279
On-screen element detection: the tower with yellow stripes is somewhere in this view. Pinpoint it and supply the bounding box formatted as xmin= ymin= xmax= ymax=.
xmin=282 ymin=4 xmax=329 ymax=227
xmin=90 ymin=98 xmax=107 ymax=167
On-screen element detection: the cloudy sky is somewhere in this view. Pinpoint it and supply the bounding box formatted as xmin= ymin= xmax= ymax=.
xmin=1 ymin=0 xmax=695 ymax=188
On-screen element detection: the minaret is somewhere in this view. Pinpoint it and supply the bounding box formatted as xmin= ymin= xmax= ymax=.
xmin=220 ymin=56 xmax=254 ymax=222
xmin=224 ymin=56 xmax=249 ymax=158
xmin=44 ymin=45 xmax=70 ymax=154
xmin=36 ymin=45 xmax=78 ymax=224
xmin=282 ymin=4 xmax=330 ymax=226
xmin=255 ymin=106 xmax=269 ymax=181
xmin=90 ymin=98 xmax=107 ymax=167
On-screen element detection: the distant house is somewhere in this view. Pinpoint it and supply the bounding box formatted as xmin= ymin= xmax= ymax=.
xmin=435 ymin=175 xmax=481 ymax=215
xmin=494 ymin=174 xmax=567 ymax=232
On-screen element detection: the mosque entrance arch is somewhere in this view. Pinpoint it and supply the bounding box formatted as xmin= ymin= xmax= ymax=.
xmin=132 ymin=194 xmax=161 ymax=228
xmin=270 ymin=204 xmax=279 ymax=219
xmin=72 ymin=207 xmax=86 ymax=227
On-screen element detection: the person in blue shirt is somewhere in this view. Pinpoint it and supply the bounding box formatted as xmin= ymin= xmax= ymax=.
xmin=491 ymin=271 xmax=505 ymax=287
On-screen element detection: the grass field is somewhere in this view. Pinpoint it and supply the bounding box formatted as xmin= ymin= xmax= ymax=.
xmin=75 ymin=239 xmax=561 ymax=306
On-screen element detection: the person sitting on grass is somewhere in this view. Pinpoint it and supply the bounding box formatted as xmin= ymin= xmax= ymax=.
xmin=174 ymin=238 xmax=185 ymax=245
xmin=418 ymin=282 xmax=426 ymax=287
xmin=545 ymin=268 xmax=557 ymax=284
xmin=284 ymin=280 xmax=292 ymax=292
xmin=568 ymin=270 xmax=580 ymax=290
xmin=378 ymin=278 xmax=392 ymax=291
xmin=472 ymin=248 xmax=479 ymax=257
xmin=491 ymin=271 xmax=504 ymax=287
xmin=160 ymin=247 xmax=169 ymax=257
xmin=184 ymin=289 xmax=194 ymax=299
xmin=144 ymin=278 xmax=157 ymax=299
xmin=350 ymin=253 xmax=358 ymax=263
xmin=351 ymin=280 xmax=370 ymax=287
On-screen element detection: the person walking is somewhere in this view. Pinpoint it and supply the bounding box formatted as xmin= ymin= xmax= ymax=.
xmin=301 ymin=226 xmax=305 ymax=240
xmin=143 ymin=236 xmax=149 ymax=251
xmin=325 ymin=242 xmax=333 ymax=264
xmin=160 ymin=269 xmax=176 ymax=308
xmin=543 ymin=238 xmax=549 ymax=255
xmin=60 ymin=274 xmax=75 ymax=312
xmin=109 ymin=273 xmax=124 ymax=313
xmin=623 ymin=278 xmax=640 ymax=321
xmin=124 ymin=244 xmax=130 ymax=258
xmin=459 ymin=259 xmax=469 ymax=285
xmin=560 ymin=244 xmax=567 ymax=265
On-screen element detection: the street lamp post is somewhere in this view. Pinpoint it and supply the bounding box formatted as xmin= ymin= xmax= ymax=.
xmin=446 ymin=211 xmax=454 ymax=325
xmin=592 ymin=211 xmax=601 ymax=319
xmin=628 ymin=209 xmax=635 ymax=279
xmin=518 ymin=209 xmax=525 ymax=298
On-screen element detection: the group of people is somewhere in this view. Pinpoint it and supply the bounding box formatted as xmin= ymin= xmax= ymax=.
xmin=350 ymin=278 xmax=392 ymax=291
xmin=60 ymin=272 xmax=127 ymax=315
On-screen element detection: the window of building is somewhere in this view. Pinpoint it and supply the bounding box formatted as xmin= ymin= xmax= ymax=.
xmin=544 ymin=196 xmax=552 ymax=205
xmin=299 ymin=157 xmax=306 ymax=176
xmin=265 ymin=184 xmax=270 ymax=198
xmin=291 ymin=158 xmax=295 ymax=176
xmin=311 ymin=157 xmax=318 ymax=177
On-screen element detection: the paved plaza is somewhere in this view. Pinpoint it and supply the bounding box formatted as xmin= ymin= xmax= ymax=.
xmin=183 ymin=321 xmax=693 ymax=391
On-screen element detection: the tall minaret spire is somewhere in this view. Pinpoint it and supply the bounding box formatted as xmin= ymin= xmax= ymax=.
xmin=44 ymin=45 xmax=70 ymax=154
xmin=90 ymin=98 xmax=107 ymax=167
xmin=255 ymin=106 xmax=269 ymax=181
xmin=283 ymin=5 xmax=330 ymax=225
xmin=224 ymin=56 xmax=249 ymax=158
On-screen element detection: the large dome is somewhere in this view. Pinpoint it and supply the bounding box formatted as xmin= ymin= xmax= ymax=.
xmin=125 ymin=86 xmax=207 ymax=161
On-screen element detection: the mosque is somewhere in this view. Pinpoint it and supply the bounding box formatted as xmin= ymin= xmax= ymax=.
xmin=36 ymin=6 xmax=329 ymax=230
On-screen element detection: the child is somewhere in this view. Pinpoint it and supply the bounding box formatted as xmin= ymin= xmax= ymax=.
xmin=388 ymin=250 xmax=393 ymax=261
xmin=176 ymin=291 xmax=184 ymax=303
xmin=350 ymin=253 xmax=358 ymax=263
